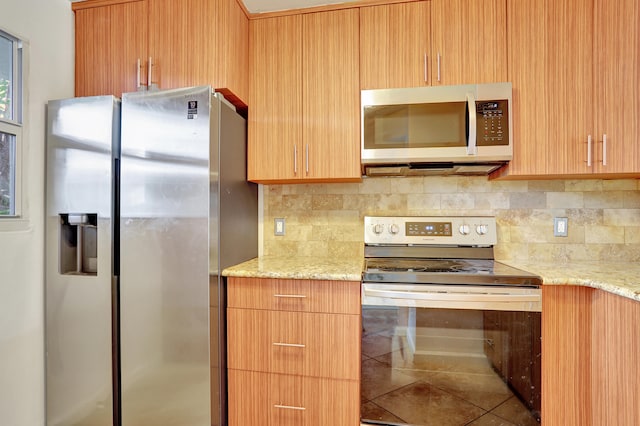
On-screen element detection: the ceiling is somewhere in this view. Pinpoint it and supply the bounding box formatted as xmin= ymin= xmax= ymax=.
xmin=241 ymin=0 xmax=353 ymax=13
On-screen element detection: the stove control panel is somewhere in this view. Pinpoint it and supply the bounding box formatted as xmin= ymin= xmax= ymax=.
xmin=365 ymin=216 xmax=497 ymax=246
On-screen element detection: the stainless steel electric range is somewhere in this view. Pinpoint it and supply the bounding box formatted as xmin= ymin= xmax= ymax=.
xmin=361 ymin=216 xmax=542 ymax=426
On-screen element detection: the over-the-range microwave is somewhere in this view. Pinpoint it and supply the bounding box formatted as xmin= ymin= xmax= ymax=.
xmin=361 ymin=82 xmax=513 ymax=176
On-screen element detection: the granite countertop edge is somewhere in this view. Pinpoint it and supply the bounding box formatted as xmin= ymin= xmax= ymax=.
xmin=503 ymin=260 xmax=640 ymax=302
xmin=222 ymin=256 xmax=363 ymax=282
xmin=223 ymin=257 xmax=640 ymax=303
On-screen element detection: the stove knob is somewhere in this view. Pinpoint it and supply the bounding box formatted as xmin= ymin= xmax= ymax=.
xmin=459 ymin=224 xmax=470 ymax=235
xmin=389 ymin=224 xmax=400 ymax=235
xmin=476 ymin=224 xmax=488 ymax=235
xmin=373 ymin=224 xmax=384 ymax=235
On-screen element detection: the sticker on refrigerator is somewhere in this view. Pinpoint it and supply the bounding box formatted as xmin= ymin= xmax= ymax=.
xmin=187 ymin=101 xmax=198 ymax=119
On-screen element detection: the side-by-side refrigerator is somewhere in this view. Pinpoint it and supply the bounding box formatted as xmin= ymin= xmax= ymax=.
xmin=45 ymin=86 xmax=257 ymax=426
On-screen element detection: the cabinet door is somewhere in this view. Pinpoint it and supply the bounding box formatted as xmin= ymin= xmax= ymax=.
xmin=541 ymin=286 xmax=593 ymax=426
xmin=227 ymin=277 xmax=361 ymax=314
xmin=592 ymin=0 xmax=640 ymax=174
xmin=148 ymin=0 xmax=248 ymax=106
xmin=303 ymin=10 xmax=361 ymax=182
xmin=591 ymin=290 xmax=640 ymax=425
xmin=248 ymin=15 xmax=303 ymax=183
xmin=503 ymin=0 xmax=593 ymax=177
xmin=360 ymin=2 xmax=431 ymax=89
xmin=502 ymin=0 xmax=548 ymax=176
xmin=431 ymin=0 xmax=507 ymax=86
xmin=227 ymin=308 xmax=360 ymax=380
xmin=74 ymin=0 xmax=148 ymax=97
xmin=215 ymin=0 xmax=250 ymax=107
xmin=545 ymin=0 xmax=594 ymax=175
xmin=228 ymin=370 xmax=359 ymax=426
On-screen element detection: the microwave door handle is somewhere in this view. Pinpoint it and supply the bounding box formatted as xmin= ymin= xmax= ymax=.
xmin=466 ymin=92 xmax=477 ymax=155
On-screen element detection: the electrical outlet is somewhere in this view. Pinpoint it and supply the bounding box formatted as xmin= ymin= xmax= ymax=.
xmin=554 ymin=217 xmax=568 ymax=237
xmin=274 ymin=218 xmax=285 ymax=236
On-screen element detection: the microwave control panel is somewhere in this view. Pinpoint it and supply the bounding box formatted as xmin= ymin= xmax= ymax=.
xmin=477 ymin=99 xmax=509 ymax=146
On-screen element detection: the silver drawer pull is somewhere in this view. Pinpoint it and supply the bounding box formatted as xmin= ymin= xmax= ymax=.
xmin=274 ymin=404 xmax=306 ymax=411
xmin=273 ymin=342 xmax=305 ymax=348
xmin=273 ymin=294 xmax=306 ymax=298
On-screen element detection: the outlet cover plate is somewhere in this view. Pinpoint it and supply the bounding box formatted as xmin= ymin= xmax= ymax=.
xmin=274 ymin=218 xmax=285 ymax=236
xmin=554 ymin=217 xmax=568 ymax=237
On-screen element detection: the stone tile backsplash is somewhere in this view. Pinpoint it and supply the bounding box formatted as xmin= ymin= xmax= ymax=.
xmin=263 ymin=176 xmax=640 ymax=262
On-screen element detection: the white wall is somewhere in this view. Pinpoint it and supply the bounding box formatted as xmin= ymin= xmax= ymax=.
xmin=0 ymin=1 xmax=74 ymax=425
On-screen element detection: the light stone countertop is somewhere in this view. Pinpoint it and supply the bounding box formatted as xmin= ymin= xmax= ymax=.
xmin=222 ymin=256 xmax=363 ymax=281
xmin=503 ymin=260 xmax=640 ymax=302
xmin=223 ymin=256 xmax=640 ymax=303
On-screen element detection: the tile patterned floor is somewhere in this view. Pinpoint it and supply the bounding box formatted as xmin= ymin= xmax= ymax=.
xmin=361 ymin=308 xmax=540 ymax=426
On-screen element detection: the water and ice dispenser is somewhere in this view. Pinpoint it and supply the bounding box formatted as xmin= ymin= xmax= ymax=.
xmin=59 ymin=213 xmax=98 ymax=275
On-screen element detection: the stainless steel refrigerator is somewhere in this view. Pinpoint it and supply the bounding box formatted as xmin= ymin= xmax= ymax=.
xmin=45 ymin=86 xmax=257 ymax=426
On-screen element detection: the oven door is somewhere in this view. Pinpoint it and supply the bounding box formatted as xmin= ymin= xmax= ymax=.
xmin=361 ymin=283 xmax=541 ymax=425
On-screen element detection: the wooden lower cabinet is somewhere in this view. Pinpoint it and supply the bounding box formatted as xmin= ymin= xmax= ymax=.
xmin=227 ymin=277 xmax=361 ymax=425
xmin=542 ymin=285 xmax=640 ymax=425
xmin=591 ymin=290 xmax=640 ymax=425
xmin=542 ymin=286 xmax=593 ymax=426
xmin=227 ymin=308 xmax=360 ymax=379
xmin=228 ymin=370 xmax=359 ymax=426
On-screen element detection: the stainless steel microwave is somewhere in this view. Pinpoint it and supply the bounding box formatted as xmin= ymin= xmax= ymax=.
xmin=361 ymin=82 xmax=513 ymax=176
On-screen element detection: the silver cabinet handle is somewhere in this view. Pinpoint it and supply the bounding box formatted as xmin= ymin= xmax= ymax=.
xmin=274 ymin=404 xmax=306 ymax=411
xmin=423 ymin=53 xmax=428 ymax=83
xmin=437 ymin=52 xmax=441 ymax=82
xmin=147 ymin=56 xmax=153 ymax=88
xmin=272 ymin=342 xmax=305 ymax=348
xmin=305 ymin=144 xmax=309 ymax=175
xmin=586 ymin=134 xmax=592 ymax=166
xmin=293 ymin=144 xmax=298 ymax=174
xmin=136 ymin=58 xmax=141 ymax=90
xmin=273 ymin=294 xmax=306 ymax=298
xmin=602 ymin=133 xmax=607 ymax=166
xmin=466 ymin=92 xmax=477 ymax=155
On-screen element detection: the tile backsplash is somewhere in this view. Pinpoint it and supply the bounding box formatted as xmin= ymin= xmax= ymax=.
xmin=263 ymin=176 xmax=640 ymax=263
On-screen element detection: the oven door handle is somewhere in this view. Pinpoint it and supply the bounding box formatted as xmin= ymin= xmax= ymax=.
xmin=364 ymin=287 xmax=539 ymax=302
xmin=362 ymin=284 xmax=542 ymax=312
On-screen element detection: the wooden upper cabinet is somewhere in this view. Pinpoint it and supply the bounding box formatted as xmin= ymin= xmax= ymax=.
xmin=74 ymin=0 xmax=148 ymax=97
xmin=73 ymin=0 xmax=249 ymax=108
xmin=592 ymin=0 xmax=639 ymax=174
xmin=360 ymin=2 xmax=431 ymax=89
xmin=500 ymin=0 xmax=548 ymax=177
xmin=499 ymin=0 xmax=639 ymax=179
xmin=302 ymin=9 xmax=360 ymax=182
xmin=544 ymin=0 xmax=593 ymax=176
xmin=248 ymin=9 xmax=361 ymax=184
xmin=502 ymin=0 xmax=593 ymax=178
xmin=248 ymin=15 xmax=303 ymax=182
xmin=431 ymin=0 xmax=507 ymax=86
xmin=148 ymin=0 xmax=248 ymax=106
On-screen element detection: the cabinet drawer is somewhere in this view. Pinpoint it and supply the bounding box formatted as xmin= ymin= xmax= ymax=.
xmin=227 ymin=277 xmax=360 ymax=314
xmin=228 ymin=370 xmax=359 ymax=426
xmin=227 ymin=308 xmax=360 ymax=380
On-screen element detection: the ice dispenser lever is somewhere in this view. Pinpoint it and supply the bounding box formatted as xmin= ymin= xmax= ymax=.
xmin=67 ymin=214 xmax=90 ymax=226
xmin=59 ymin=213 xmax=98 ymax=276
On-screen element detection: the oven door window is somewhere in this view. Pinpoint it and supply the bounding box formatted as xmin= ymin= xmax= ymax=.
xmin=362 ymin=102 xmax=467 ymax=149
xmin=361 ymin=305 xmax=541 ymax=425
